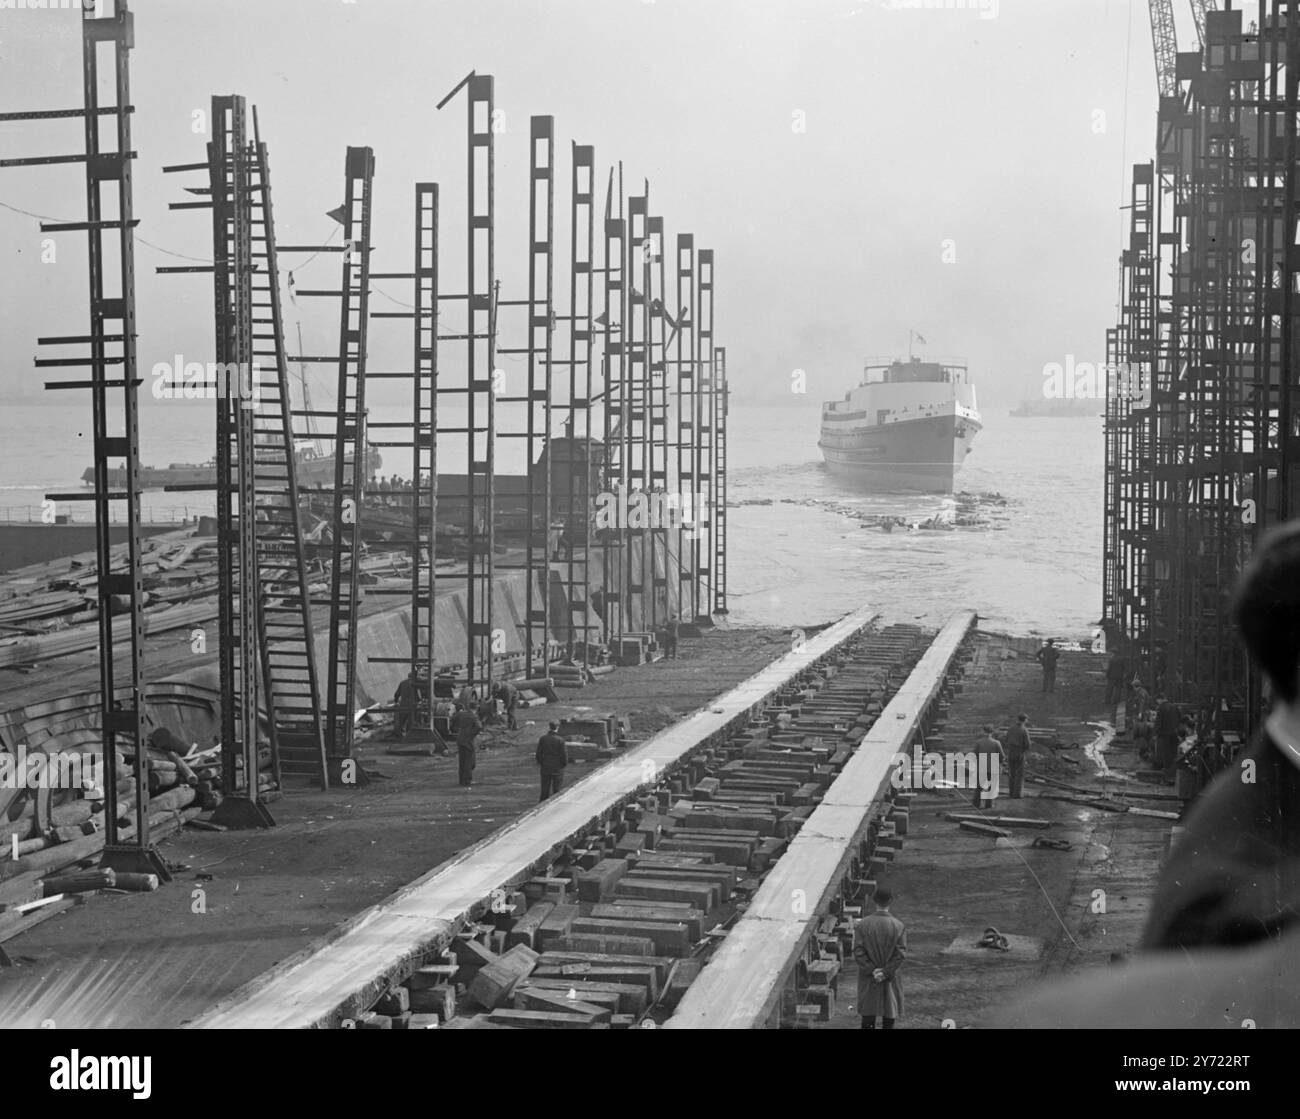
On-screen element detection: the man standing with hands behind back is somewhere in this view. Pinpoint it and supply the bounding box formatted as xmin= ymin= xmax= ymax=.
xmin=536 ymin=720 xmax=568 ymax=801
xmin=854 ymin=886 xmax=907 ymax=1029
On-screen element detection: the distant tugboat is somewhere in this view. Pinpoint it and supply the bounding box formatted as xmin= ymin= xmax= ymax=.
xmin=819 ymin=355 xmax=981 ymax=493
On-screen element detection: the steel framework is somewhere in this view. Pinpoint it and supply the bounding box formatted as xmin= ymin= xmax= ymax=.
xmin=435 ymin=72 xmax=497 ymax=698
xmin=1107 ymin=2 xmax=1295 ymax=739
xmin=0 ymin=0 xmax=166 ymax=874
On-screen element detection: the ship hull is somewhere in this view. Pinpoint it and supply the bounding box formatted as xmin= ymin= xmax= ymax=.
xmin=818 ymin=412 xmax=980 ymax=493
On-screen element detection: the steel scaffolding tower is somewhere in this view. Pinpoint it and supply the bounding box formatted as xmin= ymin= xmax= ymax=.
xmin=1107 ymin=2 xmax=1298 ymax=737
xmin=557 ymin=143 xmax=597 ymax=665
xmin=625 ymin=193 xmax=651 ymax=636
xmin=713 ymin=344 xmax=729 ymax=614
xmin=0 ymin=0 xmax=166 ymax=875
xmin=309 ymin=146 xmax=377 ymax=782
xmin=363 ymin=183 xmax=442 ymax=743
xmin=436 ymin=72 xmax=497 ymax=698
xmin=674 ymin=234 xmax=699 ymax=622
xmin=600 ymin=185 xmax=629 ymax=651
xmin=696 ymin=248 xmax=717 ymax=616
xmin=497 ymin=115 xmax=555 ymax=680
xmin=160 ymin=98 xmax=327 ymax=803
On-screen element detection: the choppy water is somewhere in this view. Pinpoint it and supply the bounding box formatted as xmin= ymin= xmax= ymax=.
xmin=0 ymin=400 xmax=1103 ymax=636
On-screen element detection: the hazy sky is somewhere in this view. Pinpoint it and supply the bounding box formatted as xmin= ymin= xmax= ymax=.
xmin=0 ymin=0 xmax=1181 ymax=414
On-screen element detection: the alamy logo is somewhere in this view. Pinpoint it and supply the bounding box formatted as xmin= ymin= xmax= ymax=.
xmin=0 ymin=744 xmax=100 ymax=791
xmin=889 ymin=745 xmax=1000 ymax=798
xmin=49 ymin=1052 xmax=151 ymax=1100
xmin=1041 ymin=356 xmax=1150 ymax=406
xmin=0 ymin=0 xmax=106 ymax=12
xmin=152 ymin=356 xmax=262 ymax=409
xmin=592 ymin=487 xmax=710 ymax=534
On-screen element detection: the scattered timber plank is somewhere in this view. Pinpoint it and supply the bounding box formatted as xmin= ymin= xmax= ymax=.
xmin=957 ymin=820 xmax=1010 ymax=838
xmin=943 ymin=813 xmax=1052 ymax=829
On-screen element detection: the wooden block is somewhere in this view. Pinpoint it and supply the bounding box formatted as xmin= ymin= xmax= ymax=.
xmin=626 ymin=862 xmax=734 ymax=899
xmin=453 ymin=935 xmax=495 ymax=970
xmin=489 ymin=929 xmax=509 ymax=954
xmin=517 ymin=982 xmax=623 ymax=1014
xmin=692 ymin=777 xmax=721 ymax=800
xmin=593 ymin=903 xmax=706 ymax=940
xmin=374 ymin=987 xmax=410 ymax=1016
xmin=660 ymin=958 xmax=704 ymax=1010
xmin=658 ymin=837 xmax=753 ymax=866
xmin=524 ymin=876 xmax=568 ymax=902
xmin=805 ymin=984 xmax=835 ymax=1021
xmin=408 ymin=1013 xmax=441 ymax=1029
xmin=807 ymin=958 xmax=841 ymax=987
xmin=576 ymin=858 xmax=628 ymax=902
xmin=682 ymin=810 xmax=776 ymax=836
xmin=506 ymin=901 xmax=555 ymax=949
xmin=536 ymin=951 xmax=673 ymax=985
xmin=358 ymin=1013 xmax=393 ymax=1029
xmin=406 ymin=963 xmax=458 ymax=990
xmin=389 ymin=1012 xmax=413 ymax=1030
xmin=487 ymin=1008 xmax=604 ymax=1029
xmin=614 ymin=877 xmax=718 ymax=910
xmin=408 ymin=984 xmax=456 ymax=1019
xmin=512 ymin=986 xmax=612 ymax=1023
xmin=552 ymin=933 xmax=657 ymax=957
xmin=535 ymin=903 xmax=580 ymax=951
xmin=518 ymin=977 xmax=648 ymax=1015
xmin=613 ymin=832 xmax=646 ymax=856
xmin=532 ymin=964 xmax=662 ymax=1000
xmin=569 ymin=917 xmax=692 ymax=957
xmin=751 ymin=836 xmax=787 ymax=871
xmin=467 ymin=944 xmax=539 ymax=1010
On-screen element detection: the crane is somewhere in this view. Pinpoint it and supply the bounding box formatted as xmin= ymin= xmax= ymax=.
xmin=1145 ymin=0 xmax=1219 ymax=97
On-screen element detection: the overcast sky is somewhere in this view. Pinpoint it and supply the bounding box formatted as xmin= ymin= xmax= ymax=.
xmin=0 ymin=0 xmax=1180 ymax=412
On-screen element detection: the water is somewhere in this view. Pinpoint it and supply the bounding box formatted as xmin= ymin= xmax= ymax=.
xmin=0 ymin=399 xmax=1104 ymax=637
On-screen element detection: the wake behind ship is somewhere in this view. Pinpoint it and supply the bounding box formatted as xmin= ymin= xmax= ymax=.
xmin=818 ymin=356 xmax=981 ymax=493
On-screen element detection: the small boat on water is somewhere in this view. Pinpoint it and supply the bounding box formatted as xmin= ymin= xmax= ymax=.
xmin=819 ymin=356 xmax=982 ymax=493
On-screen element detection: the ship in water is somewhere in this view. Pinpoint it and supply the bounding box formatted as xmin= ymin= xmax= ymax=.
xmin=819 ymin=356 xmax=981 ymax=492
xmin=82 ymin=441 xmax=382 ymax=492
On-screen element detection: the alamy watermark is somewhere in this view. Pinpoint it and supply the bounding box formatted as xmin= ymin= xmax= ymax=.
xmin=1042 ymin=355 xmax=1151 ymax=406
xmin=1 ymin=744 xmax=102 ymax=791
xmin=152 ymin=355 xmax=262 ymax=409
xmin=890 ymin=745 xmax=1000 ymax=798
xmin=881 ymin=0 xmax=999 ymax=19
xmin=0 ymin=0 xmax=107 ymax=12
xmin=592 ymin=487 xmax=711 ymax=534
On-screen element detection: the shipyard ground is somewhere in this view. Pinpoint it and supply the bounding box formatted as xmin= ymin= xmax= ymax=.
xmin=0 ymin=630 xmax=1178 ymax=1030
xmin=0 ymin=624 xmax=790 ymax=1029
xmin=823 ymin=637 xmax=1173 ymax=1029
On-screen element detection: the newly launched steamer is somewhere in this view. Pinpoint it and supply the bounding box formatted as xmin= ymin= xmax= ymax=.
xmin=818 ymin=356 xmax=981 ymax=492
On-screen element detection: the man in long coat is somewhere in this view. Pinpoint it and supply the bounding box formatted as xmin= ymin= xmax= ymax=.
xmin=453 ymin=705 xmax=482 ymax=788
xmin=853 ymin=887 xmax=907 ymax=1029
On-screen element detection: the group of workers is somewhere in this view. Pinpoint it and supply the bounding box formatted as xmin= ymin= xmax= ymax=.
xmin=971 ymin=711 xmax=1033 ymax=805
xmin=389 ymin=670 xmax=568 ymax=800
